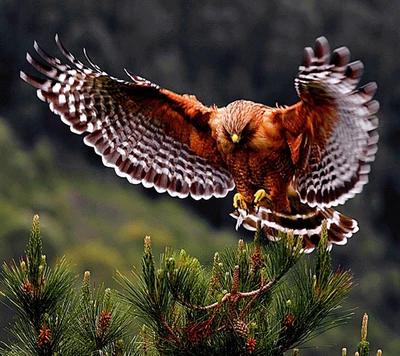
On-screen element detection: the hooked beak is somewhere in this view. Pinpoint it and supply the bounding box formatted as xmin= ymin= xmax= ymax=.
xmin=231 ymin=133 xmax=240 ymax=143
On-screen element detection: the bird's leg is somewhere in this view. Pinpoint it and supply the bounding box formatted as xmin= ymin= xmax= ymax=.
xmin=233 ymin=193 xmax=248 ymax=211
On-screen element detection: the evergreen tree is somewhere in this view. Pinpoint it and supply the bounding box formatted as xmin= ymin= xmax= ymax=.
xmin=0 ymin=215 xmax=383 ymax=355
xmin=0 ymin=215 xmax=76 ymax=355
xmin=0 ymin=215 xmax=136 ymax=356
xmin=117 ymin=223 xmax=353 ymax=355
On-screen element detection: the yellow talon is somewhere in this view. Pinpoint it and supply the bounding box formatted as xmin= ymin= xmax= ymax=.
xmin=253 ymin=189 xmax=271 ymax=205
xmin=233 ymin=193 xmax=248 ymax=210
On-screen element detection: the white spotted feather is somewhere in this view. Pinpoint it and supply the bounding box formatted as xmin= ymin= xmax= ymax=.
xmin=20 ymin=35 xmax=234 ymax=201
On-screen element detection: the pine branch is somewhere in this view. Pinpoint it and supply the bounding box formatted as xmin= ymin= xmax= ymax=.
xmin=340 ymin=313 xmax=382 ymax=356
xmin=117 ymin=224 xmax=353 ymax=355
xmin=74 ymin=271 xmax=136 ymax=355
xmin=357 ymin=313 xmax=370 ymax=356
xmin=1 ymin=215 xmax=76 ymax=355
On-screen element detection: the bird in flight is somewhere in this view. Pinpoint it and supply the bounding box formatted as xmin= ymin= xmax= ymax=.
xmin=21 ymin=36 xmax=379 ymax=250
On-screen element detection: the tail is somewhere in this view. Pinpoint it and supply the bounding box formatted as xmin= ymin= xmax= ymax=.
xmin=230 ymin=194 xmax=358 ymax=252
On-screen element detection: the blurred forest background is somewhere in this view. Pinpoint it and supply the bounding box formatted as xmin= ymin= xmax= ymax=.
xmin=0 ymin=0 xmax=399 ymax=354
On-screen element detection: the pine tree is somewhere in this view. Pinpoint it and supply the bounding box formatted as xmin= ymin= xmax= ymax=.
xmin=0 ymin=215 xmax=384 ymax=355
xmin=0 ymin=214 xmax=76 ymax=355
xmin=0 ymin=215 xmax=136 ymax=356
xmin=116 ymin=224 xmax=353 ymax=355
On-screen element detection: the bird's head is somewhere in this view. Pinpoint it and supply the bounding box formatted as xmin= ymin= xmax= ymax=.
xmin=220 ymin=100 xmax=264 ymax=147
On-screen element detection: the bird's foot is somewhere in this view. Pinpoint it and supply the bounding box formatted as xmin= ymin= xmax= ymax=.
xmin=253 ymin=189 xmax=271 ymax=205
xmin=233 ymin=193 xmax=248 ymax=211
xmin=253 ymin=189 xmax=272 ymax=212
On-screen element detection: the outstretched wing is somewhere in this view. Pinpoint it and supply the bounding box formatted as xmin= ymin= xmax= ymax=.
xmin=276 ymin=36 xmax=379 ymax=208
xmin=21 ymin=35 xmax=234 ymax=200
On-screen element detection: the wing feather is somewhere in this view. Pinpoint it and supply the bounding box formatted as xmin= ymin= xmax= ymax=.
xmin=21 ymin=36 xmax=234 ymax=200
xmin=277 ymin=37 xmax=379 ymax=208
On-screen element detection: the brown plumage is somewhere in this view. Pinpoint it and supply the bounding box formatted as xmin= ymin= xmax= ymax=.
xmin=21 ymin=36 xmax=379 ymax=251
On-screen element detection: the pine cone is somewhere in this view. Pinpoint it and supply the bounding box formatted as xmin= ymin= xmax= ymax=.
xmin=232 ymin=319 xmax=249 ymax=339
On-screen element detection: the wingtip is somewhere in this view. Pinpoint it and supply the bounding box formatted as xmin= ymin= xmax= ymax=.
xmin=54 ymin=33 xmax=65 ymax=52
xmin=82 ymin=47 xmax=90 ymax=62
xmin=19 ymin=70 xmax=40 ymax=87
xmin=331 ymin=46 xmax=350 ymax=66
xmin=315 ymin=36 xmax=330 ymax=61
xmin=365 ymin=81 xmax=378 ymax=94
xmin=367 ymin=99 xmax=380 ymax=115
xmin=20 ymin=70 xmax=28 ymax=82
xmin=83 ymin=47 xmax=100 ymax=70
xmin=302 ymin=47 xmax=314 ymax=67
xmin=124 ymin=68 xmax=135 ymax=80
xmin=26 ymin=52 xmax=34 ymax=64
xmin=315 ymin=36 xmax=328 ymax=44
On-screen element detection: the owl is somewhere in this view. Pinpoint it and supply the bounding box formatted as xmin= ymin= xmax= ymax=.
xmin=21 ymin=36 xmax=378 ymax=250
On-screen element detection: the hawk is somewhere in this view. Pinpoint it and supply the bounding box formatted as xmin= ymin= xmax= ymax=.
xmin=21 ymin=36 xmax=379 ymax=250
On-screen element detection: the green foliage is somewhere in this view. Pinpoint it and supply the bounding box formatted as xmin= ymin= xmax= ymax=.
xmin=1 ymin=215 xmax=76 ymax=355
xmin=0 ymin=215 xmax=385 ymax=355
xmin=340 ymin=313 xmax=382 ymax=356
xmin=117 ymin=223 xmax=353 ymax=356
xmin=0 ymin=215 xmax=136 ymax=356
xmin=73 ymin=271 xmax=138 ymax=355
xmin=357 ymin=313 xmax=370 ymax=356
